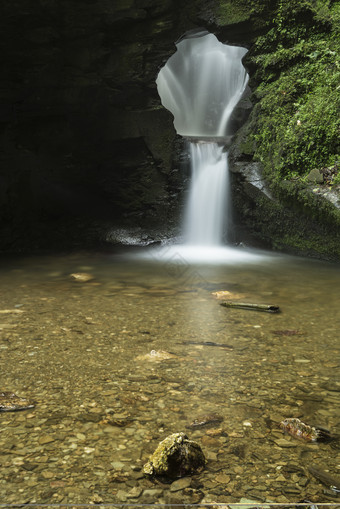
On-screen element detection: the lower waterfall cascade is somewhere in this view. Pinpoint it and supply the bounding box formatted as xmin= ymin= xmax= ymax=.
xmin=184 ymin=142 xmax=229 ymax=246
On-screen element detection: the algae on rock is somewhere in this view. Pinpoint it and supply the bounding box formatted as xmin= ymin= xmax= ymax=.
xmin=143 ymin=432 xmax=206 ymax=479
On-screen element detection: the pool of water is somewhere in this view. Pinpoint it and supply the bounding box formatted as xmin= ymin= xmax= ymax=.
xmin=0 ymin=247 xmax=339 ymax=505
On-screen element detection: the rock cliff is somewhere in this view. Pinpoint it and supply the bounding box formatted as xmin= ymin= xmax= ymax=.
xmin=0 ymin=0 xmax=203 ymax=250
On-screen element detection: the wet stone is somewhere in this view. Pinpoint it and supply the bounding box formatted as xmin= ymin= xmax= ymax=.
xmin=110 ymin=462 xmax=126 ymax=470
xmin=22 ymin=462 xmax=38 ymax=471
xmin=170 ymin=477 xmax=192 ymax=492
xmin=201 ymin=436 xmax=221 ymax=447
xmin=229 ymin=499 xmax=262 ymax=509
xmin=39 ymin=435 xmax=55 ymax=445
xmin=206 ymin=451 xmax=218 ymax=461
xmin=142 ymin=488 xmax=163 ymax=498
xmin=298 ymin=477 xmax=309 ymax=487
xmin=143 ymin=432 xmax=206 ymax=478
xmin=41 ymin=470 xmax=54 ymax=479
xmin=115 ymin=490 xmax=128 ymax=502
xmin=215 ymin=473 xmax=231 ymax=484
xmin=69 ymin=273 xmax=94 ymax=282
xmin=126 ymin=486 xmax=143 ymax=498
xmin=245 ymin=491 xmax=267 ymax=502
xmin=281 ymin=485 xmax=302 ymax=494
xmin=274 ymin=439 xmax=297 ymax=448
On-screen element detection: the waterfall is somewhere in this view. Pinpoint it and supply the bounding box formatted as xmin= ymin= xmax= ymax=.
xmin=156 ymin=32 xmax=248 ymax=248
xmin=184 ymin=142 xmax=229 ymax=245
xmin=156 ymin=32 xmax=249 ymax=138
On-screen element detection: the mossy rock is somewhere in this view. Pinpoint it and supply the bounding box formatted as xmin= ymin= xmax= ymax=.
xmin=143 ymin=432 xmax=206 ymax=479
xmin=217 ymin=0 xmax=252 ymax=25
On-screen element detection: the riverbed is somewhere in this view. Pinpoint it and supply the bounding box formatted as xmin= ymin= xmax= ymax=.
xmin=0 ymin=247 xmax=339 ymax=505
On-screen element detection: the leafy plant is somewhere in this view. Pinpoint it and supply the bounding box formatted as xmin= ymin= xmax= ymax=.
xmin=247 ymin=0 xmax=340 ymax=184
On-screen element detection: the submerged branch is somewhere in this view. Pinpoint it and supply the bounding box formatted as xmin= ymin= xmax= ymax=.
xmin=308 ymin=465 xmax=340 ymax=493
xmin=182 ymin=340 xmax=233 ymax=349
xmin=220 ymin=301 xmax=280 ymax=313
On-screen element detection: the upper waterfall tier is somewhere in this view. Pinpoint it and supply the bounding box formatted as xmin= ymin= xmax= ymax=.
xmin=156 ymin=33 xmax=249 ymax=138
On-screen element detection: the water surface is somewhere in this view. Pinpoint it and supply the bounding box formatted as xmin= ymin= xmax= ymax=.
xmin=0 ymin=249 xmax=339 ymax=505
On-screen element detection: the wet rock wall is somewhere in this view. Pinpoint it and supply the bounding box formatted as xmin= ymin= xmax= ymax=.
xmin=0 ymin=0 xmax=213 ymax=250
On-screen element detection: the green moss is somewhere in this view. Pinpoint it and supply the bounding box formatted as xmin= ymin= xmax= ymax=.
xmin=143 ymin=432 xmax=206 ymax=478
xmin=275 ymin=232 xmax=340 ymax=257
xmin=216 ymin=0 xmax=252 ymax=25
xmin=215 ymin=0 xmax=340 ymax=260
xmin=272 ymin=180 xmax=340 ymax=227
xmin=246 ymin=1 xmax=340 ymax=184
xmin=248 ymin=189 xmax=340 ymax=260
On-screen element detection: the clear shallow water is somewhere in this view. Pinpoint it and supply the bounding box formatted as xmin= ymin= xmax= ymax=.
xmin=0 ymin=248 xmax=339 ymax=505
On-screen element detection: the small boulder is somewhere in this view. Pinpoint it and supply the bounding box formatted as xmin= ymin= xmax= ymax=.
xmin=307 ymin=169 xmax=323 ymax=184
xmin=143 ymin=432 xmax=206 ymax=479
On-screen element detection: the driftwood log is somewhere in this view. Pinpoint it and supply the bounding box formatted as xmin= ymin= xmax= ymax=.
xmin=220 ymin=301 xmax=280 ymax=313
xmin=181 ymin=340 xmax=233 ymax=349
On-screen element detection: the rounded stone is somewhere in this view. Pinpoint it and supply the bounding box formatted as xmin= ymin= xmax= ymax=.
xmin=143 ymin=432 xmax=206 ymax=479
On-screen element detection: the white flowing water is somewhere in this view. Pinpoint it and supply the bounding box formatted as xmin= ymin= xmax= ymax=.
xmin=156 ymin=32 xmax=249 ymax=138
xmin=153 ymin=32 xmax=257 ymax=263
xmin=184 ymin=142 xmax=229 ymax=246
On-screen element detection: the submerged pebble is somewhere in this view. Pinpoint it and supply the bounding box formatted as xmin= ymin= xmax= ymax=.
xmin=135 ymin=350 xmax=179 ymax=361
xmin=69 ymin=273 xmax=94 ymax=282
xmin=186 ymin=414 xmax=223 ymax=429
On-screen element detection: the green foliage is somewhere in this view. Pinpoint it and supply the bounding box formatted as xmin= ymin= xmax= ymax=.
xmin=248 ymin=0 xmax=340 ymax=183
xmin=217 ymin=0 xmax=275 ymax=28
xmin=217 ymin=0 xmax=251 ymax=25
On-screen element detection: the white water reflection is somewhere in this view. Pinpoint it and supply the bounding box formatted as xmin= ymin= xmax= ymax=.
xmin=136 ymin=244 xmax=277 ymax=265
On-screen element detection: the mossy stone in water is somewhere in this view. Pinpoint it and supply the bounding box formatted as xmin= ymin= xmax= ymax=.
xmin=307 ymin=169 xmax=324 ymax=184
xmin=143 ymin=432 xmax=206 ymax=478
